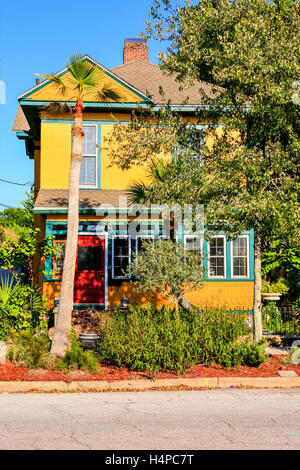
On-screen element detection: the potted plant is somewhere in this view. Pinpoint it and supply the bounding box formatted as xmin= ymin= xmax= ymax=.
xmin=261 ymin=279 xmax=289 ymax=303
xmin=77 ymin=309 xmax=101 ymax=350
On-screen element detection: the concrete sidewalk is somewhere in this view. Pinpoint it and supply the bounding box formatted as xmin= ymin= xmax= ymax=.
xmin=0 ymin=376 xmax=300 ymax=393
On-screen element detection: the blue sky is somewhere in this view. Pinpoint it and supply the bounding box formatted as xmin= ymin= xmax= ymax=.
xmin=0 ymin=0 xmax=168 ymax=209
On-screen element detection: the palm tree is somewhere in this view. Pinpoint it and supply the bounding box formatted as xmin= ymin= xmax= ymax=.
xmin=39 ymin=55 xmax=122 ymax=357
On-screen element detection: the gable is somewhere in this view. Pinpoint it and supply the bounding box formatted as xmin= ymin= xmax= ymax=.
xmin=19 ymin=56 xmax=148 ymax=104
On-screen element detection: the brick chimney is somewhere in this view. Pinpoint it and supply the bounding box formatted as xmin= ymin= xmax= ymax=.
xmin=123 ymin=38 xmax=149 ymax=64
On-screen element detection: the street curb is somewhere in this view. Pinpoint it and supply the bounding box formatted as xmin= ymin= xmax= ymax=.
xmin=0 ymin=376 xmax=299 ymax=393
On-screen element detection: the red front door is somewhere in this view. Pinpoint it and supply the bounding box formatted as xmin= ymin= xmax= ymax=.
xmin=74 ymin=235 xmax=105 ymax=304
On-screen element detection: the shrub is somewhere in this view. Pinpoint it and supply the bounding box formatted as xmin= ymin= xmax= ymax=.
xmin=55 ymin=331 xmax=99 ymax=373
xmin=97 ymin=306 xmax=255 ymax=376
xmin=231 ymin=340 xmax=267 ymax=367
xmin=7 ymin=328 xmax=51 ymax=369
xmin=0 ymin=279 xmax=48 ymax=340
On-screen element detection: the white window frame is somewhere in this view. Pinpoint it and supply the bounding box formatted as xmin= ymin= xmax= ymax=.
xmin=231 ymin=235 xmax=250 ymax=279
xmin=207 ymin=235 xmax=227 ymax=279
xmin=184 ymin=234 xmax=203 ymax=252
xmin=79 ymin=124 xmax=98 ymax=189
xmin=112 ymin=235 xmax=131 ymax=280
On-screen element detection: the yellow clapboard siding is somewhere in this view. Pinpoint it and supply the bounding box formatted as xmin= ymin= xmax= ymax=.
xmin=100 ymin=124 xmax=171 ymax=189
xmin=43 ymin=280 xmax=254 ymax=310
xmin=30 ymin=70 xmax=142 ymax=103
xmin=40 ymin=122 xmax=71 ymax=188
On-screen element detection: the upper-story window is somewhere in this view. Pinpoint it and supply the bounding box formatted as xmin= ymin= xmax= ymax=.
xmin=231 ymin=236 xmax=249 ymax=278
xmin=177 ymin=125 xmax=205 ymax=165
xmin=79 ymin=125 xmax=97 ymax=187
xmin=208 ymin=235 xmax=226 ymax=278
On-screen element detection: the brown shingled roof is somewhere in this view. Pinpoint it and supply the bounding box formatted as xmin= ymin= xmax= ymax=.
xmin=14 ymin=59 xmax=217 ymax=135
xmin=111 ymin=60 xmax=215 ymax=105
xmin=34 ymin=189 xmax=129 ymax=209
xmin=12 ymin=106 xmax=30 ymax=132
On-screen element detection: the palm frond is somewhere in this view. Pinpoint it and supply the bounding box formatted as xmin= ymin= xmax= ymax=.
xmin=95 ymin=83 xmax=123 ymax=103
xmin=127 ymin=181 xmax=150 ymax=205
xmin=36 ymin=73 xmax=67 ymax=97
xmin=146 ymin=159 xmax=169 ymax=183
xmin=67 ymin=55 xmax=104 ymax=95
xmin=40 ymin=102 xmax=73 ymax=117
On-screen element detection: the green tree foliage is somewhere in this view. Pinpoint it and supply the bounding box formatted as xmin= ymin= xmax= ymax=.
xmin=0 ymin=278 xmax=48 ymax=340
xmin=0 ymin=228 xmax=56 ymax=280
xmin=0 ymin=188 xmax=56 ymax=280
xmin=0 ymin=190 xmax=34 ymax=235
xmin=130 ymin=239 xmax=205 ymax=310
xmin=106 ymin=0 xmax=300 ymax=342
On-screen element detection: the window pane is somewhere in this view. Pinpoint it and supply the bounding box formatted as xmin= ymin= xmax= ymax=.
xmin=232 ymin=237 xmax=248 ymax=276
xmin=209 ymin=237 xmax=225 ymax=277
xmin=83 ymin=126 xmax=96 ymax=155
xmin=80 ymin=156 xmax=96 ymax=185
xmin=77 ymin=246 xmax=102 ymax=271
xmin=80 ymin=126 xmax=97 ymax=186
xmin=86 ymin=157 xmax=96 ymax=183
xmin=210 ymin=246 xmax=217 ymax=256
xmin=113 ymin=238 xmax=129 ymax=278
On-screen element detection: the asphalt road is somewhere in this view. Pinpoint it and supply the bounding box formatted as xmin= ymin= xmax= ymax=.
xmin=0 ymin=389 xmax=299 ymax=450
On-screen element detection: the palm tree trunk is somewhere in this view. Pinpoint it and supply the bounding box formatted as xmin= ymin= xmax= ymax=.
xmin=50 ymin=101 xmax=84 ymax=357
xmin=253 ymin=232 xmax=263 ymax=343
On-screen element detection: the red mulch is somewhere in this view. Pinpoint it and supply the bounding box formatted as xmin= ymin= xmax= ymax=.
xmin=0 ymin=356 xmax=298 ymax=384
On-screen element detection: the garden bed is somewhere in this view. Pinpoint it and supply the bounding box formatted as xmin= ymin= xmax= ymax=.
xmin=0 ymin=355 xmax=298 ymax=383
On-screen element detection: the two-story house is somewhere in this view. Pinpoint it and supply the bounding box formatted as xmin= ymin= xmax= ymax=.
xmin=13 ymin=39 xmax=254 ymax=311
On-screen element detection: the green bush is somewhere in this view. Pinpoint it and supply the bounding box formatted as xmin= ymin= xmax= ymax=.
xmin=231 ymin=340 xmax=267 ymax=367
xmin=262 ymin=279 xmax=289 ymax=294
xmin=56 ymin=332 xmax=99 ymax=373
xmin=0 ymin=279 xmax=48 ymax=340
xmin=97 ymin=306 xmax=256 ymax=376
xmin=7 ymin=328 xmax=51 ymax=369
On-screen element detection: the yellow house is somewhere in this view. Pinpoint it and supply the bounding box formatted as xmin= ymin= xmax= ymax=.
xmin=13 ymin=39 xmax=254 ymax=311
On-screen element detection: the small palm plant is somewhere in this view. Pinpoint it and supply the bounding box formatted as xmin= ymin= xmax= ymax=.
xmin=39 ymin=55 xmax=123 ymax=357
xmin=0 ymin=276 xmax=18 ymax=311
xmin=127 ymin=158 xmax=169 ymax=205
